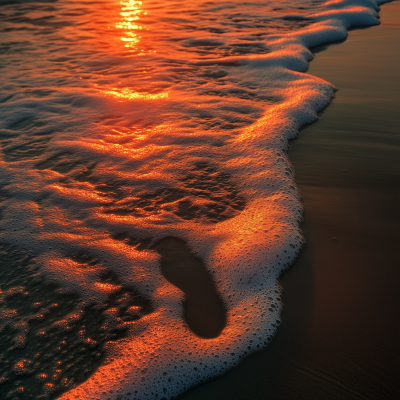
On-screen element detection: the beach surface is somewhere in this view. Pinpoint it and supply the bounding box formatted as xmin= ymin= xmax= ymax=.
xmin=180 ymin=1 xmax=400 ymax=399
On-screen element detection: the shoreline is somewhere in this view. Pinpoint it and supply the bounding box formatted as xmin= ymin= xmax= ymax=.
xmin=180 ymin=1 xmax=400 ymax=399
xmin=0 ymin=1 xmax=397 ymax=399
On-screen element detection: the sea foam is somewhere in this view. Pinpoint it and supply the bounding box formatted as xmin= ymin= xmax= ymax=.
xmin=0 ymin=0 xmax=389 ymax=399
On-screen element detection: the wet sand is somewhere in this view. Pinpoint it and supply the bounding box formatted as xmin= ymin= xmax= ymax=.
xmin=152 ymin=237 xmax=227 ymax=339
xmin=179 ymin=1 xmax=400 ymax=399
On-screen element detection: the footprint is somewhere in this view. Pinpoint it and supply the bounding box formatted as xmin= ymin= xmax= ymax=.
xmin=152 ymin=237 xmax=227 ymax=339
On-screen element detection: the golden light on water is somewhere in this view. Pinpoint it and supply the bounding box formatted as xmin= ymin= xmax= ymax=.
xmin=102 ymin=87 xmax=169 ymax=100
xmin=92 ymin=1 xmax=167 ymax=100
xmin=116 ymin=0 xmax=151 ymax=54
xmin=94 ymin=282 xmax=121 ymax=291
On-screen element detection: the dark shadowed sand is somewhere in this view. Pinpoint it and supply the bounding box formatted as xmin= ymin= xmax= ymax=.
xmin=179 ymin=1 xmax=400 ymax=399
xmin=153 ymin=237 xmax=227 ymax=339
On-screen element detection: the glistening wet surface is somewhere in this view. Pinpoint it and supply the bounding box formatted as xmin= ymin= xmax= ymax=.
xmin=105 ymin=162 xmax=246 ymax=223
xmin=110 ymin=233 xmax=227 ymax=339
xmin=0 ymin=0 xmax=385 ymax=398
xmin=178 ymin=2 xmax=400 ymax=399
xmin=0 ymin=242 xmax=153 ymax=400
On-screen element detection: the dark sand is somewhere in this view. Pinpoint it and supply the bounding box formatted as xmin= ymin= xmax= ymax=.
xmin=179 ymin=1 xmax=400 ymax=399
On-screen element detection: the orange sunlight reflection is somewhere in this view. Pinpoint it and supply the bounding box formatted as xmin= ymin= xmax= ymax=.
xmin=102 ymin=87 xmax=169 ymax=100
xmin=116 ymin=0 xmax=154 ymax=55
xmin=94 ymin=282 xmax=121 ymax=291
xmin=99 ymin=1 xmax=169 ymax=102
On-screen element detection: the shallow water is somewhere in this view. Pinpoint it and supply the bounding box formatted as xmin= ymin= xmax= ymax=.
xmin=0 ymin=0 xmax=390 ymax=399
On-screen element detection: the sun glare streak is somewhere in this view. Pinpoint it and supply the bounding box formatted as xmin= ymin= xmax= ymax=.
xmin=102 ymin=87 xmax=169 ymax=100
xmin=97 ymin=0 xmax=168 ymax=103
xmin=115 ymin=0 xmax=153 ymax=54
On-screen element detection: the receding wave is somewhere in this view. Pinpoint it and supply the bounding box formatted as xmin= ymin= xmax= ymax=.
xmin=0 ymin=0 xmax=388 ymax=399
